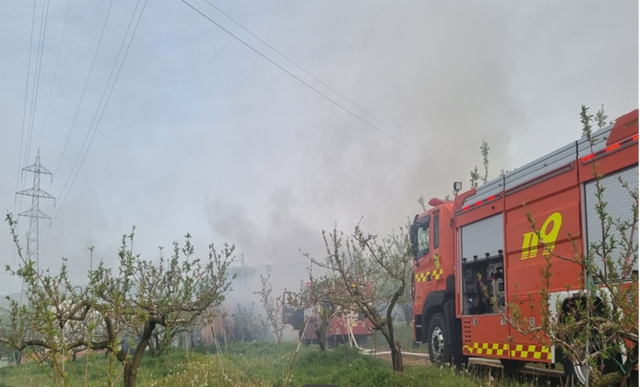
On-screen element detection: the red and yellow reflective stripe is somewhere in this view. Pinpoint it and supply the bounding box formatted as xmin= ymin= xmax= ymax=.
xmin=511 ymin=344 xmax=551 ymax=360
xmin=414 ymin=269 xmax=444 ymax=283
xmin=463 ymin=343 xmax=551 ymax=360
xmin=463 ymin=343 xmax=509 ymax=356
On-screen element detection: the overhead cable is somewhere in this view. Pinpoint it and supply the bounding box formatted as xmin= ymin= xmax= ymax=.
xmin=53 ymin=0 xmax=116 ymax=179
xmin=53 ymin=0 xmax=148 ymax=222
xmin=38 ymin=0 xmax=72 ymax=150
xmin=203 ymin=0 xmax=415 ymax=144
xmin=181 ymin=0 xmax=422 ymax=156
xmin=15 ymin=0 xmax=39 ymax=214
xmin=25 ymin=0 xmax=51 ymax=173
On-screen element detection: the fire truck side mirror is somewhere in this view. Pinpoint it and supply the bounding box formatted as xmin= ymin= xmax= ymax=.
xmin=409 ymin=224 xmax=418 ymax=256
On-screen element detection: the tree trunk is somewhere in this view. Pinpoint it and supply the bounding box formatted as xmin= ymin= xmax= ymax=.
xmin=156 ymin=345 xmax=166 ymax=358
xmin=154 ymin=333 xmax=163 ymax=357
xmin=147 ymin=336 xmax=157 ymax=358
xmin=391 ymin=341 xmax=404 ymax=372
xmin=381 ymin=324 xmax=404 ymax=372
xmin=157 ymin=329 xmax=177 ymax=359
xmin=123 ymin=321 xmax=156 ymax=387
xmin=123 ymin=359 xmax=133 ymax=387
xmin=316 ymin=320 xmax=329 ymax=351
xmin=275 ymin=329 xmax=282 ymax=345
xmin=401 ymin=304 xmax=412 ymax=328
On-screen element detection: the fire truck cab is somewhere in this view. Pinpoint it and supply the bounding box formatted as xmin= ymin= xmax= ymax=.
xmin=411 ymin=109 xmax=639 ymax=376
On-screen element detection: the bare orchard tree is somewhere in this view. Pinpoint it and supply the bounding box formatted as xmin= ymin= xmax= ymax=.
xmin=92 ymin=231 xmax=235 ymax=387
xmin=231 ymin=303 xmax=250 ymax=342
xmin=254 ymin=274 xmax=286 ymax=344
xmin=308 ymin=224 xmax=412 ymax=372
xmin=1 ymin=217 xmax=235 ymax=387
xmin=595 ymin=104 xmax=609 ymax=129
xmin=375 ymin=252 xmax=413 ymax=329
xmin=469 ymin=139 xmax=491 ymax=189
xmin=286 ymin=266 xmax=336 ymax=351
xmin=2 ymin=214 xmax=118 ymax=386
xmin=306 ymin=280 xmax=337 ymax=351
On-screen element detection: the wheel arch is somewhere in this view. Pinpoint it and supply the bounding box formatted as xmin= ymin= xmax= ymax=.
xmin=421 ymin=290 xmax=446 ymax=342
xmin=419 ymin=275 xmax=464 ymax=365
xmin=551 ymin=291 xmax=607 ymax=366
xmin=420 ymin=275 xmax=456 ymax=340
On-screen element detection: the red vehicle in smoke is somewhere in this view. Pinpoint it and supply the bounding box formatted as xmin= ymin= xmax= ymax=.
xmin=282 ymin=285 xmax=372 ymax=347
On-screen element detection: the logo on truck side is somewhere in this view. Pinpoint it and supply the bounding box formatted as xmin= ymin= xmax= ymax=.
xmin=521 ymin=212 xmax=562 ymax=259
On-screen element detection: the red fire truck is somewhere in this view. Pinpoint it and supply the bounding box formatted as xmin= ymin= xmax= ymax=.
xmin=282 ymin=289 xmax=372 ymax=347
xmin=410 ymin=109 xmax=638 ymax=377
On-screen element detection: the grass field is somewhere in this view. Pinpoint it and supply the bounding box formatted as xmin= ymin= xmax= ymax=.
xmin=0 ymin=329 xmax=542 ymax=387
xmin=362 ymin=323 xmax=430 ymax=353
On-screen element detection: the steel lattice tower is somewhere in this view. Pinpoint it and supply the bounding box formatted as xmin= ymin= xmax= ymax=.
xmin=16 ymin=150 xmax=55 ymax=272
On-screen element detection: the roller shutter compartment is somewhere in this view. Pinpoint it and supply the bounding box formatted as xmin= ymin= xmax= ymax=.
xmin=461 ymin=214 xmax=504 ymax=261
xmin=584 ymin=165 xmax=639 ymax=276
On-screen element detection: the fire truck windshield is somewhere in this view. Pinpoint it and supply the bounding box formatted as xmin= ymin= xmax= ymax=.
xmin=417 ymin=223 xmax=430 ymax=256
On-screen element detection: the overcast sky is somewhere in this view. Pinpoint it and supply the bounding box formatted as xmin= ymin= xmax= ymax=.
xmin=0 ymin=0 xmax=637 ymax=298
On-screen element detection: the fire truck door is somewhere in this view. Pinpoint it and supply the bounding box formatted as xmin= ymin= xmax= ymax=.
xmin=413 ymin=214 xmax=435 ymax=295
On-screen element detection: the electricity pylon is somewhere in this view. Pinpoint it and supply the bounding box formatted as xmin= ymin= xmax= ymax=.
xmin=16 ymin=150 xmax=55 ymax=272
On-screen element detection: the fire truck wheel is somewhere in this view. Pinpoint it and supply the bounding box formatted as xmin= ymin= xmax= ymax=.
xmin=562 ymin=347 xmax=623 ymax=385
xmin=559 ymin=301 xmax=623 ymax=385
xmin=427 ymin=313 xmax=450 ymax=366
xmin=499 ymin=359 xmax=526 ymax=371
xmin=355 ymin=335 xmax=368 ymax=346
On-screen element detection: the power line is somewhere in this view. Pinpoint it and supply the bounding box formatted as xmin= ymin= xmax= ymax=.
xmin=38 ymin=0 xmax=71 ymax=150
xmin=203 ymin=0 xmax=415 ymax=144
xmin=0 ymin=282 xmax=14 ymax=295
xmin=53 ymin=0 xmax=116 ymax=179
xmin=13 ymin=0 xmax=39 ymax=296
xmin=25 ymin=0 xmax=51 ymax=173
xmin=181 ymin=0 xmax=422 ymax=156
xmin=36 ymin=0 xmax=70 ymax=260
xmin=53 ymin=0 xmax=148 ymax=222
xmin=15 ymin=0 xmax=38 ymax=215
xmin=51 ymin=0 xmax=118 ymax=223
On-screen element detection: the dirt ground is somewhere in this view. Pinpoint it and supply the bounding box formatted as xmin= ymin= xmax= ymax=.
xmin=375 ymin=352 xmax=430 ymax=367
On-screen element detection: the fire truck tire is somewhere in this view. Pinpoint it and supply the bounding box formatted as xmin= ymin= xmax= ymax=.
xmin=560 ymin=300 xmax=623 ymax=384
xmin=355 ymin=334 xmax=368 ymax=346
xmin=427 ymin=313 xmax=450 ymax=366
xmin=562 ymin=349 xmax=623 ymax=385
xmin=298 ymin=330 xmax=310 ymax=346
xmin=500 ymin=359 xmax=526 ymax=371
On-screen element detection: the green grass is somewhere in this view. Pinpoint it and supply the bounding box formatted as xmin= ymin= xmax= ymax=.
xmin=0 ymin=341 xmax=543 ymax=387
xmin=358 ymin=323 xmax=430 ymax=354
